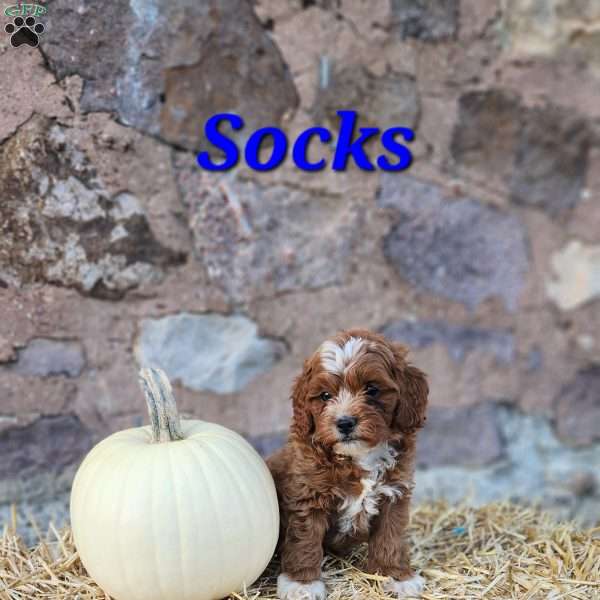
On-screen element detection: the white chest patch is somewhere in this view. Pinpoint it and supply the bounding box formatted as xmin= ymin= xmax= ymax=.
xmin=336 ymin=444 xmax=403 ymax=536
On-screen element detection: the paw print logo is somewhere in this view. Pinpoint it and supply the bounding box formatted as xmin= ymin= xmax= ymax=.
xmin=5 ymin=15 xmax=44 ymax=47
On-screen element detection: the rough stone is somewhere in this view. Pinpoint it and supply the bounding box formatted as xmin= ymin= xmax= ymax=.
xmin=380 ymin=175 xmax=529 ymax=311
xmin=390 ymin=0 xmax=459 ymax=41
xmin=547 ymin=241 xmax=600 ymax=310
xmin=459 ymin=0 xmax=501 ymax=40
xmin=510 ymin=106 xmax=590 ymax=215
xmin=571 ymin=30 xmax=600 ymax=79
xmin=7 ymin=339 xmax=85 ymax=378
xmin=176 ymin=165 xmax=363 ymax=303
xmin=0 ymin=336 xmax=16 ymax=363
xmin=382 ymin=320 xmax=515 ymax=364
xmin=503 ymin=0 xmax=600 ymax=61
xmin=415 ymin=406 xmax=600 ymax=525
xmin=41 ymin=0 xmax=298 ymax=151
xmin=451 ymin=90 xmax=591 ymax=216
xmin=0 ymin=40 xmax=70 ymax=143
xmin=417 ymin=403 xmax=505 ymax=467
xmin=0 ymin=116 xmax=183 ymax=297
xmin=525 ymin=347 xmax=544 ymax=372
xmin=312 ymin=66 xmax=419 ymax=130
xmin=0 ymin=376 xmax=76 ymax=418
xmin=135 ymin=313 xmax=285 ymax=394
xmin=0 ymin=416 xmax=92 ymax=489
xmin=567 ymin=472 xmax=597 ymax=498
xmin=554 ymin=366 xmax=600 ymax=447
xmin=40 ymin=0 xmax=133 ymax=112
xmin=450 ymin=90 xmax=522 ymax=186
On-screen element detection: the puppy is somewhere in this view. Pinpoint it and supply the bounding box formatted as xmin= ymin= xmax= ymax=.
xmin=267 ymin=329 xmax=428 ymax=600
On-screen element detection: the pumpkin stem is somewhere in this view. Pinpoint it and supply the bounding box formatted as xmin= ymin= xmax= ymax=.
xmin=138 ymin=367 xmax=184 ymax=443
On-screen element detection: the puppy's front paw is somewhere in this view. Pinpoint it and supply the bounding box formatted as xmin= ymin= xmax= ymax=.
xmin=277 ymin=573 xmax=326 ymax=600
xmin=383 ymin=574 xmax=425 ymax=598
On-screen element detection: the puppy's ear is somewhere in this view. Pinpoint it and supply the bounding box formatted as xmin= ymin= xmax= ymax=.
xmin=390 ymin=343 xmax=428 ymax=433
xmin=290 ymin=359 xmax=315 ymax=440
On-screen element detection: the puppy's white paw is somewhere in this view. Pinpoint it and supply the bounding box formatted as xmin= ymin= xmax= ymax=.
xmin=383 ymin=574 xmax=425 ymax=598
xmin=277 ymin=573 xmax=326 ymax=600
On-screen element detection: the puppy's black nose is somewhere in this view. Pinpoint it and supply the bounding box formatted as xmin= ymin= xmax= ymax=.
xmin=336 ymin=416 xmax=357 ymax=435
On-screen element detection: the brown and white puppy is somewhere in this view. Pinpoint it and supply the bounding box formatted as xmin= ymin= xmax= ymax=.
xmin=267 ymin=329 xmax=428 ymax=600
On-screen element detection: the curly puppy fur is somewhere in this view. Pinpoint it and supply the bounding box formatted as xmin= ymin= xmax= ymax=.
xmin=267 ymin=329 xmax=428 ymax=599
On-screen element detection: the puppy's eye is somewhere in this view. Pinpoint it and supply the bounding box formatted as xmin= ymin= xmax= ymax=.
xmin=365 ymin=383 xmax=379 ymax=398
xmin=319 ymin=391 xmax=332 ymax=402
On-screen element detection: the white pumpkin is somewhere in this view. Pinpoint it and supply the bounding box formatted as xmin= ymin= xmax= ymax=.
xmin=70 ymin=367 xmax=279 ymax=600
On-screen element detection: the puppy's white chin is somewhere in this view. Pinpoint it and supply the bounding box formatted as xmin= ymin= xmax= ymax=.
xmin=384 ymin=574 xmax=425 ymax=598
xmin=334 ymin=439 xmax=369 ymax=457
xmin=277 ymin=573 xmax=326 ymax=600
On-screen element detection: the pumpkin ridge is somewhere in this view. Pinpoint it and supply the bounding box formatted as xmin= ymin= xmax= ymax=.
xmin=115 ymin=449 xmax=146 ymax=600
xmin=150 ymin=452 xmax=170 ymax=600
xmin=207 ymin=433 xmax=280 ymax=552
xmin=167 ymin=443 xmax=187 ymax=600
xmin=210 ymin=434 xmax=280 ymax=581
xmin=185 ymin=440 xmax=228 ymax=597
xmin=175 ymin=441 xmax=205 ymax=600
xmin=201 ymin=439 xmax=258 ymax=586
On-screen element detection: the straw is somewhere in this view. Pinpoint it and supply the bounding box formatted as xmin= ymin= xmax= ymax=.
xmin=1 ymin=501 xmax=598 ymax=599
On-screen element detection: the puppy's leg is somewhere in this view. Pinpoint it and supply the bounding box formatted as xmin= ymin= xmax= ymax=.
xmin=277 ymin=510 xmax=328 ymax=600
xmin=367 ymin=496 xmax=424 ymax=599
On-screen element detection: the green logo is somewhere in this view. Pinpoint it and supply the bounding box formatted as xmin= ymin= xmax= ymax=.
xmin=4 ymin=3 xmax=46 ymax=17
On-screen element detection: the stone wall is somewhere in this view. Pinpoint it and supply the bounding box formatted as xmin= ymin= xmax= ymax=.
xmin=1 ymin=0 xmax=599 ymax=537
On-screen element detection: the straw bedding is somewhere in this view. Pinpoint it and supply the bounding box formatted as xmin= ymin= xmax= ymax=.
xmin=1 ymin=501 xmax=598 ymax=599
